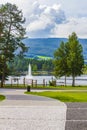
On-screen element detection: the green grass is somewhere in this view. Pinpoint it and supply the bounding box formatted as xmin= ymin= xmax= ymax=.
xmin=4 ymin=84 xmax=26 ymax=89
xmin=25 ymin=91 xmax=87 ymax=102
xmin=43 ymin=85 xmax=87 ymax=90
xmin=0 ymin=95 xmax=5 ymax=101
xmin=37 ymin=55 xmax=51 ymax=60
xmin=3 ymin=84 xmax=87 ymax=90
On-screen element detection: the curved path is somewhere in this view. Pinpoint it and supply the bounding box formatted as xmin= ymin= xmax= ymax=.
xmin=0 ymin=89 xmax=67 ymax=130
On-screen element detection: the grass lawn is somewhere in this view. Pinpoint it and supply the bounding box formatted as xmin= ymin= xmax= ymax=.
xmin=0 ymin=95 xmax=5 ymax=101
xmin=43 ymin=86 xmax=87 ymax=90
xmin=4 ymin=84 xmax=87 ymax=90
xmin=4 ymin=84 xmax=26 ymax=89
xmin=25 ymin=91 xmax=87 ymax=102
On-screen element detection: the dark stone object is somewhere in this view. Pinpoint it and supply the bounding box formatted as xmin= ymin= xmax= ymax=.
xmin=27 ymin=85 xmax=31 ymax=92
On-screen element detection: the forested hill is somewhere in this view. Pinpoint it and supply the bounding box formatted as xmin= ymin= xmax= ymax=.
xmin=23 ymin=38 xmax=87 ymax=61
xmin=23 ymin=38 xmax=67 ymax=58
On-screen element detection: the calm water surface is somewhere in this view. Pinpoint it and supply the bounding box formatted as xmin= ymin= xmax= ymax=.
xmin=5 ymin=75 xmax=87 ymax=86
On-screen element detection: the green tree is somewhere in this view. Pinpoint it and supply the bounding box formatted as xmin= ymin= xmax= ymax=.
xmin=0 ymin=3 xmax=27 ymax=87
xmin=42 ymin=63 xmax=48 ymax=71
xmin=83 ymin=64 xmax=87 ymax=74
xmin=67 ymin=32 xmax=84 ymax=86
xmin=54 ymin=41 xmax=69 ymax=86
xmin=0 ymin=55 xmax=9 ymax=81
xmin=32 ymin=64 xmax=38 ymax=72
xmin=53 ymin=32 xmax=84 ymax=86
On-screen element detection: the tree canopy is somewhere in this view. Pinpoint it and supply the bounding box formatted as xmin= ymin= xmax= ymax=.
xmin=0 ymin=3 xmax=27 ymax=87
xmin=54 ymin=32 xmax=84 ymax=86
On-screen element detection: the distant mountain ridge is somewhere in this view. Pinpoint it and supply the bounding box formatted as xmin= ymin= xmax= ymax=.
xmin=23 ymin=38 xmax=87 ymax=61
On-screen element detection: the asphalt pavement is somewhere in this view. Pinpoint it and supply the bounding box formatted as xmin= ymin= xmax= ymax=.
xmin=65 ymin=103 xmax=87 ymax=130
xmin=0 ymin=89 xmax=87 ymax=130
xmin=0 ymin=89 xmax=67 ymax=130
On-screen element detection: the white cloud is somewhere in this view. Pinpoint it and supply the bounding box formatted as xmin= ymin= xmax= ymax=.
xmin=25 ymin=1 xmax=87 ymax=38
xmin=26 ymin=1 xmax=66 ymax=38
xmin=51 ymin=17 xmax=87 ymax=38
xmin=0 ymin=0 xmax=87 ymax=38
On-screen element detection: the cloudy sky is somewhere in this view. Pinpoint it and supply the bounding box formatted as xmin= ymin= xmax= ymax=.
xmin=0 ymin=0 xmax=87 ymax=38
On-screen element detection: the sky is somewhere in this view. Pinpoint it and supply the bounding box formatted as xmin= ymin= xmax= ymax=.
xmin=0 ymin=0 xmax=87 ymax=38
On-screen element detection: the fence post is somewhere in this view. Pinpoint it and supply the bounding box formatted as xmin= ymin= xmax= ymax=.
xmin=23 ymin=78 xmax=25 ymax=87
xmin=31 ymin=79 xmax=33 ymax=87
xmin=17 ymin=78 xmax=19 ymax=87
xmin=35 ymin=80 xmax=37 ymax=87
xmin=43 ymin=79 xmax=45 ymax=87
xmin=11 ymin=78 xmax=12 ymax=87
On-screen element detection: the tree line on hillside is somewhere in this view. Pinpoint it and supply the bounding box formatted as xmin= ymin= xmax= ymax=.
xmin=8 ymin=32 xmax=84 ymax=87
xmin=8 ymin=57 xmax=54 ymax=75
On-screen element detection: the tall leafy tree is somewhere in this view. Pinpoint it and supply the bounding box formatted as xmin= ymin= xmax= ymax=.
xmin=54 ymin=41 xmax=69 ymax=86
xmin=53 ymin=32 xmax=84 ymax=86
xmin=0 ymin=3 xmax=27 ymax=87
xmin=0 ymin=55 xmax=9 ymax=81
xmin=67 ymin=32 xmax=84 ymax=86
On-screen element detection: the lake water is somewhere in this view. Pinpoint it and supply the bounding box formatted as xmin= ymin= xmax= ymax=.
xmin=5 ymin=75 xmax=87 ymax=86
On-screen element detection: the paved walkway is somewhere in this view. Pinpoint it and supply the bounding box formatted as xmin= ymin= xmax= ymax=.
xmin=65 ymin=103 xmax=87 ymax=130
xmin=0 ymin=89 xmax=67 ymax=130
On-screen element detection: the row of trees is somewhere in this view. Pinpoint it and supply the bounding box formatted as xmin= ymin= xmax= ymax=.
xmin=8 ymin=57 xmax=54 ymax=75
xmin=0 ymin=3 xmax=27 ymax=87
xmin=9 ymin=33 xmax=84 ymax=87
xmin=54 ymin=32 xmax=84 ymax=86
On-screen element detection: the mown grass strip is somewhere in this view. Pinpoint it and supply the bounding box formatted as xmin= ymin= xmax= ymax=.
xmin=0 ymin=95 xmax=5 ymax=101
xmin=4 ymin=84 xmax=87 ymax=90
xmin=25 ymin=91 xmax=87 ymax=102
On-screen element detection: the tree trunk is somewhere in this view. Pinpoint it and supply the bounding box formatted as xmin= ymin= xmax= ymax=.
xmin=72 ymin=75 xmax=75 ymax=86
xmin=1 ymin=73 xmax=5 ymax=88
xmin=1 ymin=61 xmax=5 ymax=88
